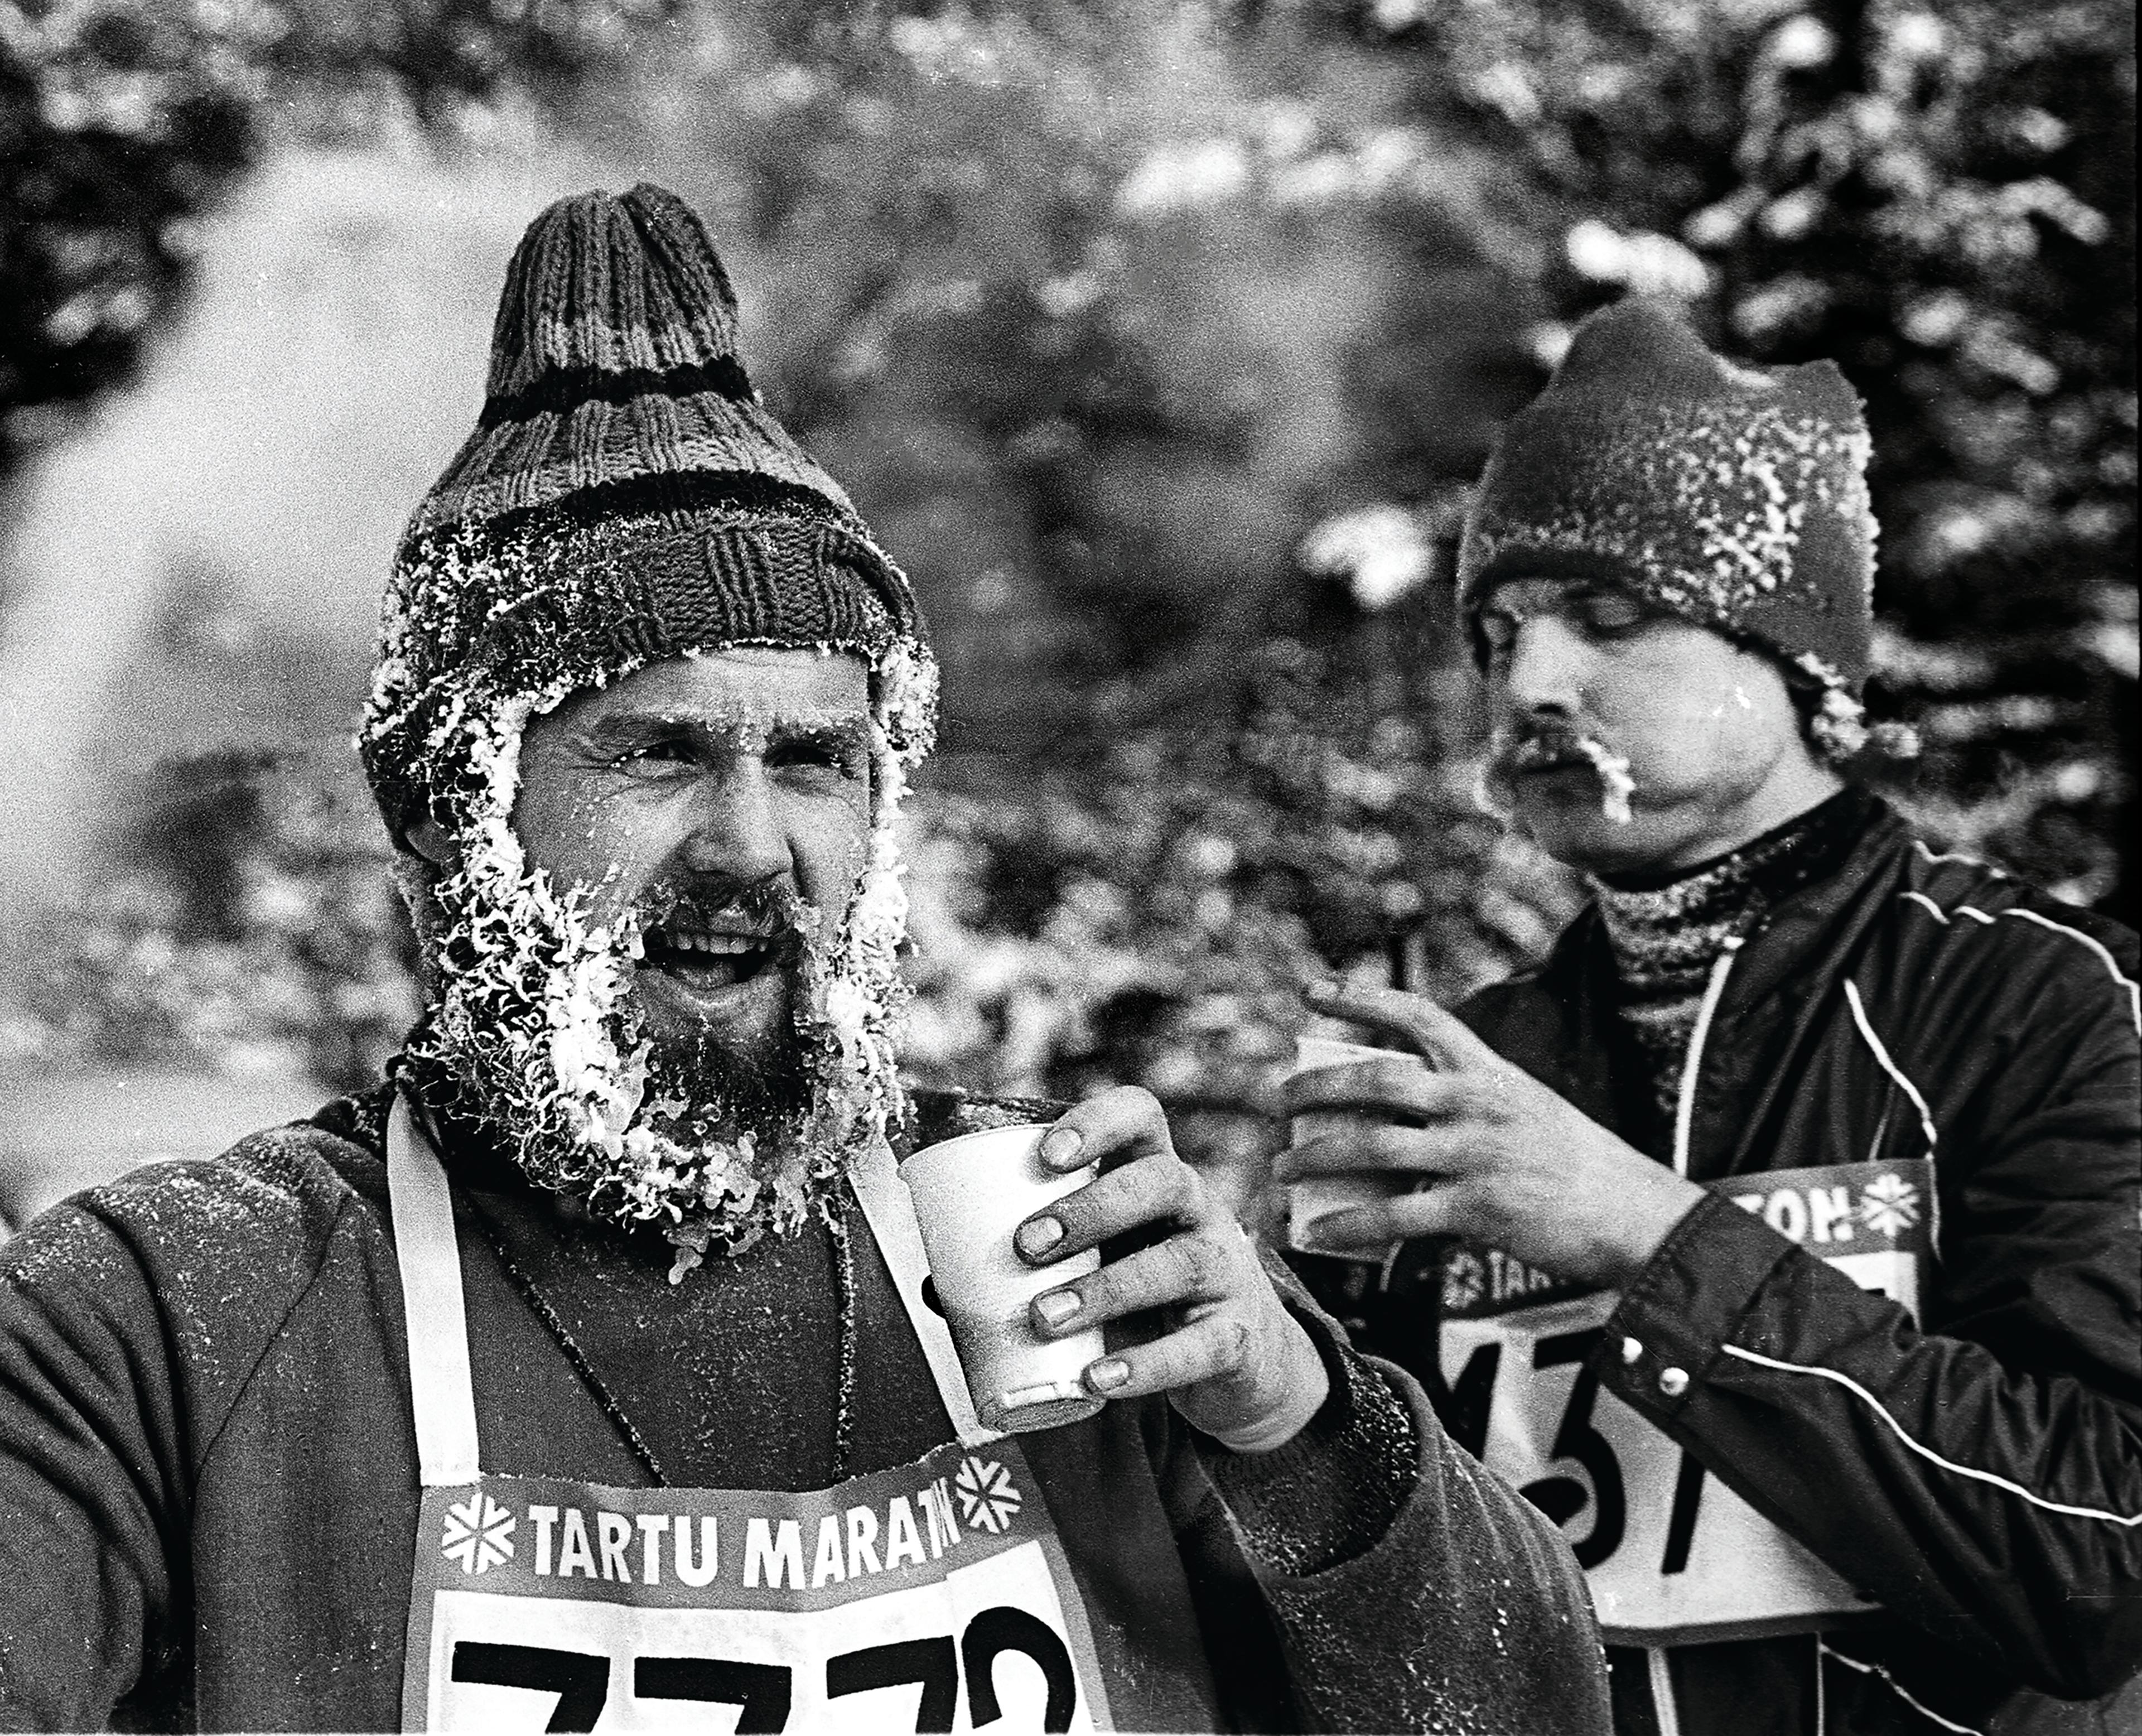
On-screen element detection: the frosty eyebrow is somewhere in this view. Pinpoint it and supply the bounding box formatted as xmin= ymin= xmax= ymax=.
xmin=765 ymin=720 xmax=872 ymax=761
xmin=579 ymin=711 xmax=870 ymax=759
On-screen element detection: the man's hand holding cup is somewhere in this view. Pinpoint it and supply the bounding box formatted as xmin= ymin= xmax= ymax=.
xmin=1278 ymin=982 xmax=1707 ymax=1290
xmin=1014 ymin=1087 xmax=1331 ymax=1452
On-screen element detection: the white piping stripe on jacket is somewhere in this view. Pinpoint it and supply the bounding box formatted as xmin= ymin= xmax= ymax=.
xmin=1900 ymin=892 xmax=2141 ymax=1035
xmin=1841 ymin=978 xmax=1942 ymax=1255
xmin=1672 ymin=941 xmax=1741 ymax=1178
xmin=1719 ymin=1343 xmax=2142 ymax=1526
xmin=1646 ymin=1647 xmax=1682 ymax=1736
xmin=1914 ymin=839 xmax=1996 ymax=873
xmin=1998 ymin=906 xmax=2142 ymax=1036
xmin=1900 ymin=890 xmax=1990 ymax=926
xmin=1818 ymin=1641 xmax=1984 ymax=1735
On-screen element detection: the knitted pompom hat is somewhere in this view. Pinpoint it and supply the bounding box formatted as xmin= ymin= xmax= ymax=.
xmin=361 ymin=183 xmax=934 ymax=843
xmin=1457 ymin=298 xmax=1877 ymax=706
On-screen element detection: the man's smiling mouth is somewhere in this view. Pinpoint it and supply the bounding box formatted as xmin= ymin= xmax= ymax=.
xmin=639 ymin=922 xmax=783 ymax=993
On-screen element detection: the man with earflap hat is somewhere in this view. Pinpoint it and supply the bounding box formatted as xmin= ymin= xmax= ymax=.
xmin=0 ymin=184 xmax=1611 ymax=1730
xmin=1282 ymin=298 xmax=2142 ymax=1734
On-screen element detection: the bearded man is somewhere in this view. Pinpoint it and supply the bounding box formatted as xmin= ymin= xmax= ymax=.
xmin=0 ymin=185 xmax=1607 ymax=1732
xmin=1282 ymin=301 xmax=2142 ymax=1736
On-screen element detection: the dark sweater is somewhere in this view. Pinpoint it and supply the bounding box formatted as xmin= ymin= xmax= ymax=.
xmin=438 ymin=1083 xmax=1418 ymax=1564
xmin=0 ymin=1083 xmax=1610 ymax=1732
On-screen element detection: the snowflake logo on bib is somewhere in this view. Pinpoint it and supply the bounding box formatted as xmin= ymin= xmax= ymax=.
xmin=1858 ymin=1173 xmax=1920 ymax=1239
xmin=441 ymin=1492 xmax=516 ymax=1574
xmin=953 ymin=1455 xmax=1022 ymax=1534
xmin=1442 ymin=1249 xmax=1486 ymax=1313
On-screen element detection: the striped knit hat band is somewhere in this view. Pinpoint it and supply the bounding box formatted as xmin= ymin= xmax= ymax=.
xmin=362 ymin=184 xmax=933 ymax=838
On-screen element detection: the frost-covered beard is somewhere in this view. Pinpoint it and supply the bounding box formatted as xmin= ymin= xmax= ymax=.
xmin=631 ymin=882 xmax=813 ymax=1129
xmin=405 ymin=664 xmax=925 ymax=1283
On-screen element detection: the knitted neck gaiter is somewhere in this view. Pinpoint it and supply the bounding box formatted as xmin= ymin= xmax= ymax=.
xmin=1594 ymin=788 xmax=1872 ymax=1137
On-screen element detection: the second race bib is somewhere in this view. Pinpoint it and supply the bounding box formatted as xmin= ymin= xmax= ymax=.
xmin=1437 ymin=1160 xmax=1932 ymax=1646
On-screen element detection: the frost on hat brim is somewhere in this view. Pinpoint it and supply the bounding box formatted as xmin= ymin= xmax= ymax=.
xmin=361 ymin=490 xmax=934 ymax=852
xmin=1456 ymin=300 xmax=1877 ymax=697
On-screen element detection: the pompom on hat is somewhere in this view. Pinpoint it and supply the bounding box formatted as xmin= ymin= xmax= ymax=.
xmin=1457 ymin=298 xmax=1879 ymax=725
xmin=361 ymin=183 xmax=935 ymax=842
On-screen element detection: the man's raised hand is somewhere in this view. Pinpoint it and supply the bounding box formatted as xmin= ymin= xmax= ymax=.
xmin=1276 ymin=982 xmax=1706 ymax=1289
xmin=1016 ymin=1087 xmax=1330 ymax=1453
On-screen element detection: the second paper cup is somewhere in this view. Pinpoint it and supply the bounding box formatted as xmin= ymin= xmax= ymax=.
xmin=1285 ymin=1033 xmax=1422 ymax=1262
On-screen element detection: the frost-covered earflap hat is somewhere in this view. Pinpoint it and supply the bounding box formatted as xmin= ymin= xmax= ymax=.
xmin=1457 ymin=298 xmax=1882 ymax=758
xmin=360 ymin=185 xmax=936 ymax=1272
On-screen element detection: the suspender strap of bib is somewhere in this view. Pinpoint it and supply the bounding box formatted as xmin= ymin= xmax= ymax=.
xmin=848 ymin=1137 xmax=1004 ymax=1449
xmin=387 ymin=1093 xmax=483 ymax=1487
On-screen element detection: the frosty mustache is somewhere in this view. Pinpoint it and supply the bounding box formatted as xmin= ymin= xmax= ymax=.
xmin=633 ymin=877 xmax=804 ymax=941
xmin=1487 ymin=724 xmax=1637 ymax=826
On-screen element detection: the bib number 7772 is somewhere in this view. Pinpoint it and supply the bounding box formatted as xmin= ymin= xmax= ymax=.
xmin=446 ymin=1603 xmax=1076 ymax=1733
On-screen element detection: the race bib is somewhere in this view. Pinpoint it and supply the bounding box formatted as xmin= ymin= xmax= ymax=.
xmin=1438 ymin=1160 xmax=1932 ymax=1646
xmin=403 ymin=1438 xmax=1110 ymax=1732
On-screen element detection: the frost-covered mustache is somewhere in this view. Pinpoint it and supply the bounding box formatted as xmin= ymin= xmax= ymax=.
xmin=1488 ymin=722 xmax=1637 ymax=824
xmin=1493 ymin=722 xmax=1603 ymax=773
xmin=631 ymin=879 xmax=804 ymax=949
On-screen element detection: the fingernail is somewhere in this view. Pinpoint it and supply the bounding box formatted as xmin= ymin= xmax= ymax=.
xmin=1302 ymin=1209 xmax=1374 ymax=1251
xmin=1034 ymin=1289 xmax=1080 ymax=1328
xmin=1087 ymin=1358 xmax=1131 ymax=1392
xmin=1016 ymin=1216 xmax=1065 ymax=1258
xmin=1039 ymin=1127 xmax=1084 ymax=1169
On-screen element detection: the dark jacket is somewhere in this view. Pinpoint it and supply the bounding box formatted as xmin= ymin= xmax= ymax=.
xmin=1337 ymin=802 xmax=2142 ymax=1735
xmin=0 ymin=1083 xmax=1607 ymax=1733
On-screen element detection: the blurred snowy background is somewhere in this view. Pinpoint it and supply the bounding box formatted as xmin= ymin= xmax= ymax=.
xmin=0 ymin=0 xmax=2131 ymax=1213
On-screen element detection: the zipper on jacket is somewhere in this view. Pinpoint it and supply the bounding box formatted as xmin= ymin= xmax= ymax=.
xmin=1671 ymin=939 xmax=1743 ymax=1178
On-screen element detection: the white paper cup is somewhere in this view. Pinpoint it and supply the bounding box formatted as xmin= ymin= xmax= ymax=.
xmin=900 ymin=1124 xmax=1107 ymax=1434
xmin=1285 ymin=1034 xmax=1423 ymax=1262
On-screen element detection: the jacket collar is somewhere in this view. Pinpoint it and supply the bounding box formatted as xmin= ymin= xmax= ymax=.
xmin=1712 ymin=795 xmax=1912 ymax=1013
xmin=1486 ymin=795 xmax=1915 ymax=1171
